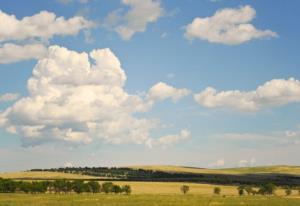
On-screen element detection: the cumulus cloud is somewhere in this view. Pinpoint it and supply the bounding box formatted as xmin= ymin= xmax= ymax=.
xmin=194 ymin=78 xmax=300 ymax=111
xmin=0 ymin=45 xmax=190 ymax=147
xmin=147 ymin=129 xmax=191 ymax=148
xmin=104 ymin=0 xmax=164 ymax=40
xmin=0 ymin=43 xmax=47 ymax=64
xmin=0 ymin=10 xmax=94 ymax=42
xmin=148 ymin=82 xmax=190 ymax=102
xmin=0 ymin=10 xmax=94 ymax=64
xmin=0 ymin=93 xmax=19 ymax=102
xmin=184 ymin=5 xmax=277 ymax=45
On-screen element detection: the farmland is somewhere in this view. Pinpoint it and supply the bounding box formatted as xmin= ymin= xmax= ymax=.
xmin=0 ymin=193 xmax=300 ymax=206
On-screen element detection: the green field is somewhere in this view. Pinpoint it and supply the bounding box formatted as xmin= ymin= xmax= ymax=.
xmin=0 ymin=194 xmax=299 ymax=206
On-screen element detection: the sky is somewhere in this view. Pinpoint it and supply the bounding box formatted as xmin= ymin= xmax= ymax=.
xmin=0 ymin=0 xmax=300 ymax=172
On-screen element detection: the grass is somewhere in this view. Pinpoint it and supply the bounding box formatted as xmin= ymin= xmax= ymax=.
xmin=0 ymin=193 xmax=299 ymax=206
xmin=0 ymin=171 xmax=97 ymax=180
xmin=129 ymin=165 xmax=300 ymax=175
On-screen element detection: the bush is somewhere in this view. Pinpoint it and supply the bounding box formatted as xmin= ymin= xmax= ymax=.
xmin=102 ymin=182 xmax=114 ymax=194
xmin=285 ymin=187 xmax=292 ymax=196
xmin=214 ymin=187 xmax=221 ymax=195
xmin=180 ymin=185 xmax=189 ymax=194
xmin=87 ymin=181 xmax=100 ymax=193
xmin=112 ymin=185 xmax=122 ymax=194
xmin=122 ymin=185 xmax=131 ymax=194
xmin=237 ymin=186 xmax=244 ymax=196
xmin=258 ymin=183 xmax=276 ymax=195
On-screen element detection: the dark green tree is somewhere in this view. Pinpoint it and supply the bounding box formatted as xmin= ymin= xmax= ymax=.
xmin=258 ymin=183 xmax=276 ymax=195
xmin=237 ymin=185 xmax=245 ymax=196
xmin=180 ymin=185 xmax=190 ymax=194
xmin=87 ymin=181 xmax=100 ymax=193
xmin=102 ymin=182 xmax=114 ymax=194
xmin=112 ymin=185 xmax=122 ymax=194
xmin=214 ymin=187 xmax=221 ymax=195
xmin=72 ymin=180 xmax=85 ymax=194
xmin=121 ymin=185 xmax=131 ymax=195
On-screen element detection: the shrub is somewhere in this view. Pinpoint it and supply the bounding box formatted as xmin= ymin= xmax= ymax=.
xmin=180 ymin=185 xmax=189 ymax=194
xmin=214 ymin=187 xmax=221 ymax=195
xmin=102 ymin=182 xmax=114 ymax=194
xmin=258 ymin=183 xmax=276 ymax=195
xmin=285 ymin=187 xmax=292 ymax=196
xmin=122 ymin=185 xmax=131 ymax=195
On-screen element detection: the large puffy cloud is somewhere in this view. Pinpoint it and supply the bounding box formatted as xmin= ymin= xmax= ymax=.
xmin=105 ymin=0 xmax=163 ymax=40
xmin=0 ymin=45 xmax=189 ymax=146
xmin=0 ymin=10 xmax=94 ymax=42
xmin=194 ymin=78 xmax=300 ymax=111
xmin=0 ymin=43 xmax=47 ymax=64
xmin=147 ymin=82 xmax=190 ymax=102
xmin=184 ymin=5 xmax=277 ymax=45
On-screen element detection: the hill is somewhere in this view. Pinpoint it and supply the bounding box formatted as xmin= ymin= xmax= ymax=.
xmin=0 ymin=171 xmax=97 ymax=180
xmin=129 ymin=165 xmax=300 ymax=176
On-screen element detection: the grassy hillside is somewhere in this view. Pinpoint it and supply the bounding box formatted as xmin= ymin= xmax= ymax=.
xmin=0 ymin=171 xmax=98 ymax=180
xmin=129 ymin=165 xmax=300 ymax=176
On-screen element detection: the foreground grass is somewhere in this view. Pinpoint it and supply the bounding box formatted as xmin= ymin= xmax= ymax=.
xmin=0 ymin=194 xmax=299 ymax=206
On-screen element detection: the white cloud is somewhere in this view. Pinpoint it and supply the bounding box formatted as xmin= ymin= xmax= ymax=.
xmin=105 ymin=0 xmax=164 ymax=40
xmin=0 ymin=93 xmax=19 ymax=102
xmin=194 ymin=78 xmax=300 ymax=111
xmin=64 ymin=162 xmax=74 ymax=167
xmin=238 ymin=158 xmax=256 ymax=167
xmin=148 ymin=82 xmax=190 ymax=102
xmin=0 ymin=43 xmax=47 ymax=64
xmin=0 ymin=10 xmax=94 ymax=42
xmin=0 ymin=45 xmax=189 ymax=147
xmin=147 ymin=129 xmax=191 ymax=148
xmin=184 ymin=5 xmax=277 ymax=45
xmin=209 ymin=158 xmax=225 ymax=168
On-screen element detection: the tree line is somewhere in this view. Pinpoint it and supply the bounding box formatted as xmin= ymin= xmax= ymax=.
xmin=0 ymin=178 xmax=131 ymax=194
xmin=181 ymin=183 xmax=300 ymax=196
xmin=30 ymin=167 xmax=300 ymax=187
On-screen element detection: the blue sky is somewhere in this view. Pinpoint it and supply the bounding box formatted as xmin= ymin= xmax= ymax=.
xmin=0 ymin=0 xmax=300 ymax=172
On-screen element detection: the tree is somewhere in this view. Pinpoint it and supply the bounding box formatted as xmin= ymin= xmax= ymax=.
xmin=258 ymin=183 xmax=276 ymax=195
xmin=87 ymin=181 xmax=100 ymax=193
xmin=285 ymin=187 xmax=292 ymax=196
xmin=112 ymin=185 xmax=122 ymax=194
xmin=72 ymin=180 xmax=85 ymax=194
xmin=244 ymin=185 xmax=255 ymax=195
xmin=237 ymin=185 xmax=245 ymax=196
xmin=19 ymin=181 xmax=32 ymax=193
xmin=121 ymin=185 xmax=131 ymax=195
xmin=102 ymin=182 xmax=114 ymax=194
xmin=214 ymin=187 xmax=221 ymax=195
xmin=180 ymin=185 xmax=189 ymax=194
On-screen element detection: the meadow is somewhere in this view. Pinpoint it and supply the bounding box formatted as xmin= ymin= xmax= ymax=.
xmin=0 ymin=193 xmax=300 ymax=206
